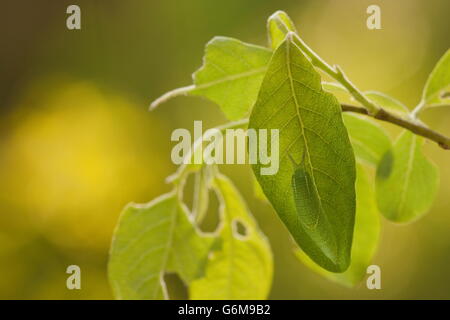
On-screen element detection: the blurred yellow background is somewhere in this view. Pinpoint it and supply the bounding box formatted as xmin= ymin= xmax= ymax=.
xmin=0 ymin=0 xmax=449 ymax=299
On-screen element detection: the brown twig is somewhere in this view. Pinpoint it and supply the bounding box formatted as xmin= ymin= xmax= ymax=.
xmin=341 ymin=104 xmax=450 ymax=150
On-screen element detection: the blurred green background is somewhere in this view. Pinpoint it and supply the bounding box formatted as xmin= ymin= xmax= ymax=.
xmin=1 ymin=0 xmax=449 ymax=299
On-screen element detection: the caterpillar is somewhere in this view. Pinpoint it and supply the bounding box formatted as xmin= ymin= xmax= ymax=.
xmin=288 ymin=153 xmax=321 ymax=229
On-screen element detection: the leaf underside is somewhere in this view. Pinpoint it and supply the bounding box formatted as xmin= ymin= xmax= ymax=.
xmin=249 ymin=35 xmax=356 ymax=272
xmin=296 ymin=164 xmax=380 ymax=286
xmin=108 ymin=193 xmax=213 ymax=300
xmin=191 ymin=37 xmax=272 ymax=120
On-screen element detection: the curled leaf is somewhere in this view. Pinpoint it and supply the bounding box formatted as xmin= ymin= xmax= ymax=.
xmin=267 ymin=10 xmax=298 ymax=49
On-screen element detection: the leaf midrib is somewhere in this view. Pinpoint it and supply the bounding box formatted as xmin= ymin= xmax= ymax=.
xmin=396 ymin=134 xmax=416 ymax=219
xmin=156 ymin=198 xmax=179 ymax=299
xmin=195 ymin=67 xmax=268 ymax=91
xmin=285 ymin=37 xmax=322 ymax=229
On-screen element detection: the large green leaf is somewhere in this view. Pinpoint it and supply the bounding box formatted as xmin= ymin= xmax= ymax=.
xmin=253 ymin=173 xmax=268 ymax=202
xmin=343 ymin=113 xmax=391 ymax=167
xmin=249 ymin=34 xmax=356 ymax=272
xmin=190 ymin=174 xmax=273 ymax=299
xmin=191 ymin=37 xmax=272 ymax=120
xmin=376 ymin=131 xmax=439 ymax=222
xmin=422 ymin=49 xmax=450 ymax=106
xmin=267 ymin=10 xmax=297 ymax=49
xmin=295 ymin=164 xmax=380 ymax=286
xmin=108 ymin=192 xmax=214 ymax=299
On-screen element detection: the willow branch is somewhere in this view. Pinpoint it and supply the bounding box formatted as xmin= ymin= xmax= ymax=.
xmin=282 ymin=31 xmax=449 ymax=149
xmin=150 ymin=26 xmax=450 ymax=149
xmin=341 ymin=104 xmax=450 ymax=149
xmin=288 ymin=32 xmax=380 ymax=115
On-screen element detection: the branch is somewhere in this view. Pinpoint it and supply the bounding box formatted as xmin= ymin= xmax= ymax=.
xmin=341 ymin=104 xmax=450 ymax=149
xmin=285 ymin=31 xmax=450 ymax=149
xmin=150 ymin=28 xmax=450 ymax=150
xmin=288 ymin=32 xmax=380 ymax=115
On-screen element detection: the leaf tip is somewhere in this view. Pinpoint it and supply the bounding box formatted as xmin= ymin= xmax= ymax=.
xmin=268 ymin=10 xmax=288 ymax=20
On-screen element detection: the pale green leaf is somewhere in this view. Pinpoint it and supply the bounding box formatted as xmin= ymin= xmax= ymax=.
xmin=365 ymin=91 xmax=410 ymax=117
xmin=267 ymin=10 xmax=298 ymax=49
xmin=191 ymin=37 xmax=272 ymax=120
xmin=150 ymin=38 xmax=271 ymax=120
xmin=322 ymin=82 xmax=349 ymax=96
xmin=423 ymin=49 xmax=450 ymax=106
xmin=249 ymin=34 xmax=356 ymax=272
xmin=322 ymin=82 xmax=358 ymax=105
xmin=108 ymin=192 xmax=214 ymax=299
xmin=343 ymin=113 xmax=391 ymax=166
xmin=322 ymin=86 xmax=411 ymax=117
xmin=295 ymin=164 xmax=380 ymax=286
xmin=376 ymin=131 xmax=439 ymax=222
xmin=190 ymin=174 xmax=273 ymax=299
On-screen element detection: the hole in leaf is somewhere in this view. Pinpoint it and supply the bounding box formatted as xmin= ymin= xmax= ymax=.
xmin=232 ymin=219 xmax=249 ymax=240
xmin=163 ymin=272 xmax=188 ymax=300
xmin=181 ymin=172 xmax=196 ymax=212
xmin=197 ymin=190 xmax=220 ymax=233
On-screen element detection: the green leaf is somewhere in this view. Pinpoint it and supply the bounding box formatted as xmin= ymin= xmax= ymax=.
xmin=376 ymin=131 xmax=439 ymax=222
xmin=253 ymin=173 xmax=268 ymax=202
xmin=191 ymin=37 xmax=272 ymax=120
xmin=322 ymin=82 xmax=349 ymax=96
xmin=249 ymin=34 xmax=356 ymax=272
xmin=150 ymin=38 xmax=271 ymax=120
xmin=365 ymin=91 xmax=410 ymax=117
xmin=190 ymin=174 xmax=273 ymax=299
xmin=323 ymin=86 xmax=411 ymax=118
xmin=295 ymin=164 xmax=380 ymax=286
xmin=267 ymin=10 xmax=297 ymax=49
xmin=343 ymin=113 xmax=391 ymax=167
xmin=422 ymin=49 xmax=450 ymax=106
xmin=108 ymin=192 xmax=214 ymax=299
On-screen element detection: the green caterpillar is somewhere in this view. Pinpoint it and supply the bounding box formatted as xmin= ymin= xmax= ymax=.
xmin=288 ymin=153 xmax=321 ymax=229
